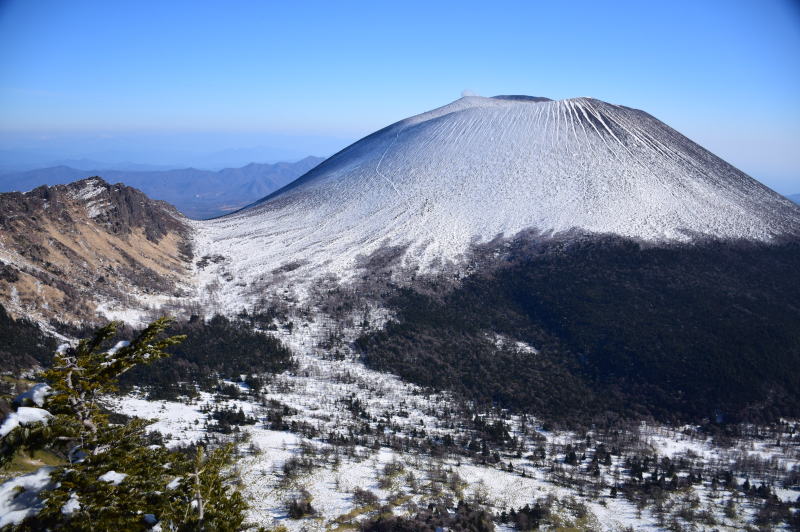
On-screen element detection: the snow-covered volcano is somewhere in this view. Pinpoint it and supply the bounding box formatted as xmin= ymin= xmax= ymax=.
xmin=196 ymin=95 xmax=800 ymax=298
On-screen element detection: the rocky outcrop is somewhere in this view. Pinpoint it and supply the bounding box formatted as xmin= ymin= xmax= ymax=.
xmin=0 ymin=177 xmax=193 ymax=326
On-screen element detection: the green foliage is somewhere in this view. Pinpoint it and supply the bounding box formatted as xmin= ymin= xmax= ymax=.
xmin=40 ymin=317 xmax=185 ymax=438
xmin=0 ymin=318 xmax=247 ymax=530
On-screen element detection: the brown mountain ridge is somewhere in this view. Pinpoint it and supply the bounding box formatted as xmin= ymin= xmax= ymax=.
xmin=0 ymin=177 xmax=193 ymax=326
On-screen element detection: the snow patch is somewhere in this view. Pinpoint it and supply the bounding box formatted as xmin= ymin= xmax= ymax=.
xmin=14 ymin=383 xmax=52 ymax=408
xmin=69 ymin=179 xmax=106 ymax=201
xmin=98 ymin=471 xmax=127 ymax=485
xmin=61 ymin=493 xmax=80 ymax=515
xmin=489 ymin=333 xmax=539 ymax=355
xmin=106 ymin=340 xmax=130 ymax=355
xmin=0 ymin=407 xmax=53 ymax=438
xmin=0 ymin=467 xmax=55 ymax=527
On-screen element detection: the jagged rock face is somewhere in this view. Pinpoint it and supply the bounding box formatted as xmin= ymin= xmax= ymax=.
xmin=0 ymin=178 xmax=193 ymax=325
xmin=196 ymin=95 xmax=800 ymax=306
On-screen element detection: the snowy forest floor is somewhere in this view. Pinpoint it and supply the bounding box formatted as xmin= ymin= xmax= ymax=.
xmin=111 ymin=310 xmax=800 ymax=531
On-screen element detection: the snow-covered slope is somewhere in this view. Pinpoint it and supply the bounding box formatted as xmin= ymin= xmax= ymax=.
xmin=196 ymin=96 xmax=800 ymax=302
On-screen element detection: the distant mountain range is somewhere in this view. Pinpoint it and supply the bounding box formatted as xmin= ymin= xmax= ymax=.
xmin=0 ymin=156 xmax=324 ymax=219
xmin=789 ymin=193 xmax=800 ymax=204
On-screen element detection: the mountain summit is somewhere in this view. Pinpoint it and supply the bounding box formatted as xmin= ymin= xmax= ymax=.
xmin=198 ymin=95 xmax=800 ymax=300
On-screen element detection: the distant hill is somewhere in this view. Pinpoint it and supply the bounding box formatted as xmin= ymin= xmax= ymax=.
xmin=0 ymin=156 xmax=324 ymax=219
xmin=789 ymin=193 xmax=800 ymax=204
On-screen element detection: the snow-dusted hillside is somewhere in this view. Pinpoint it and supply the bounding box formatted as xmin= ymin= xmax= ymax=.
xmin=195 ymin=95 xmax=800 ymax=305
xmin=111 ymin=313 xmax=800 ymax=531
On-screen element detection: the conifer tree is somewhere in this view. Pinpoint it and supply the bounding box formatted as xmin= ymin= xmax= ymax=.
xmin=0 ymin=318 xmax=247 ymax=530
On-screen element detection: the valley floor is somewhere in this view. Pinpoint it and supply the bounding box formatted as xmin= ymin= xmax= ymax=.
xmin=112 ymin=313 xmax=800 ymax=531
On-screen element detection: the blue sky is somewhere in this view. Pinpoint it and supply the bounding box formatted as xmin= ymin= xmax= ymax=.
xmin=0 ymin=0 xmax=798 ymax=191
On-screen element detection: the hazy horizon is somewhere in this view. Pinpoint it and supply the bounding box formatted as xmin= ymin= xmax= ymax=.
xmin=1 ymin=1 xmax=799 ymax=192
xmin=0 ymin=129 xmax=347 ymax=172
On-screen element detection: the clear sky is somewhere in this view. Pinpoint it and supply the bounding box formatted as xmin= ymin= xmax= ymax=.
xmin=1 ymin=0 xmax=798 ymax=191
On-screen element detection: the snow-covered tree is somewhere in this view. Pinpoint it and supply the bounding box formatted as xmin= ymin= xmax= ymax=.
xmin=0 ymin=318 xmax=247 ymax=530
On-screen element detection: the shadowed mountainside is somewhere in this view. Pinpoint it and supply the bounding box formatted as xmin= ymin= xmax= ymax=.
xmin=356 ymin=234 xmax=800 ymax=425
